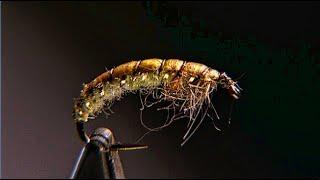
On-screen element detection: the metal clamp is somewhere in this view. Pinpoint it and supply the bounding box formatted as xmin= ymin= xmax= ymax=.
xmin=70 ymin=128 xmax=147 ymax=179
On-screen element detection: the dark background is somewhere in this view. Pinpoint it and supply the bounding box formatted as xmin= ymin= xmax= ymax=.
xmin=2 ymin=1 xmax=320 ymax=178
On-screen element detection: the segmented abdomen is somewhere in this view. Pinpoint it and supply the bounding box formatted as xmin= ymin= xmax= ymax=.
xmin=73 ymin=58 xmax=221 ymax=123
xmin=82 ymin=59 xmax=218 ymax=94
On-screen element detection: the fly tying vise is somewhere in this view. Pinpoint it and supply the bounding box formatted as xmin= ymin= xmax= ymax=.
xmin=73 ymin=58 xmax=242 ymax=146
